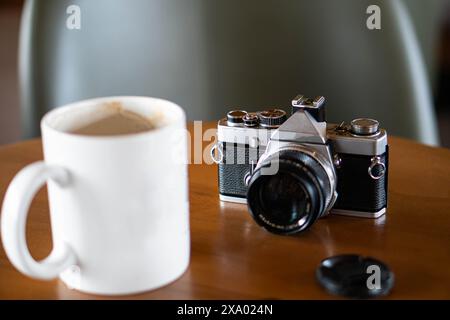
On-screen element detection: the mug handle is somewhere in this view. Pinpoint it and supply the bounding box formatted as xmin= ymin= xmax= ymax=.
xmin=1 ymin=162 xmax=77 ymax=280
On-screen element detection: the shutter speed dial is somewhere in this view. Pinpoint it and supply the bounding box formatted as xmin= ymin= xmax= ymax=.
xmin=259 ymin=109 xmax=287 ymax=128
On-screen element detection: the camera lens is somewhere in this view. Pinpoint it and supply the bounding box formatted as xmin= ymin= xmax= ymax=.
xmin=255 ymin=172 xmax=312 ymax=227
xmin=247 ymin=148 xmax=334 ymax=234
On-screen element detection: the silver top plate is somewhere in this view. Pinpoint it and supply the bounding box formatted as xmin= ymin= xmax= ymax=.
xmin=327 ymin=123 xmax=388 ymax=156
xmin=218 ymin=118 xmax=275 ymax=147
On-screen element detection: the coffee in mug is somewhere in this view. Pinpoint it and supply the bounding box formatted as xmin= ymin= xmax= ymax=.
xmin=70 ymin=102 xmax=157 ymax=136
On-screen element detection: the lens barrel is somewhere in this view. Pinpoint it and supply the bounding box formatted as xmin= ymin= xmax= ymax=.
xmin=247 ymin=149 xmax=332 ymax=234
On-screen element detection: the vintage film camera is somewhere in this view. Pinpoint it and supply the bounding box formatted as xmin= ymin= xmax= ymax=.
xmin=213 ymin=94 xmax=389 ymax=234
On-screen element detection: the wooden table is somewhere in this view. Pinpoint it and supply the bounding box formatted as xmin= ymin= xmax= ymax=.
xmin=0 ymin=122 xmax=449 ymax=299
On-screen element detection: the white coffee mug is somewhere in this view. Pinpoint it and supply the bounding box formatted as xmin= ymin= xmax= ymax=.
xmin=1 ymin=96 xmax=190 ymax=295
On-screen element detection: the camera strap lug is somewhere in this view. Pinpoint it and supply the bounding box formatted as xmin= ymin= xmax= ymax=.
xmin=211 ymin=143 xmax=224 ymax=164
xmin=368 ymin=156 xmax=386 ymax=180
xmin=244 ymin=160 xmax=257 ymax=186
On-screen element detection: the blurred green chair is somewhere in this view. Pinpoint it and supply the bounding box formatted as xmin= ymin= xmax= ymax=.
xmin=19 ymin=0 xmax=440 ymax=145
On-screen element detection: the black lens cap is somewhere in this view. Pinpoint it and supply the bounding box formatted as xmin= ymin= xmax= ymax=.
xmin=316 ymin=254 xmax=394 ymax=299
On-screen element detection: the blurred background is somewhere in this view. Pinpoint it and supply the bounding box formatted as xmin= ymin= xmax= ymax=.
xmin=0 ymin=0 xmax=449 ymax=147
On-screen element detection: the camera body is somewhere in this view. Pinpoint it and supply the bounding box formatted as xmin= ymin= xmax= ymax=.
xmin=214 ymin=95 xmax=389 ymax=234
